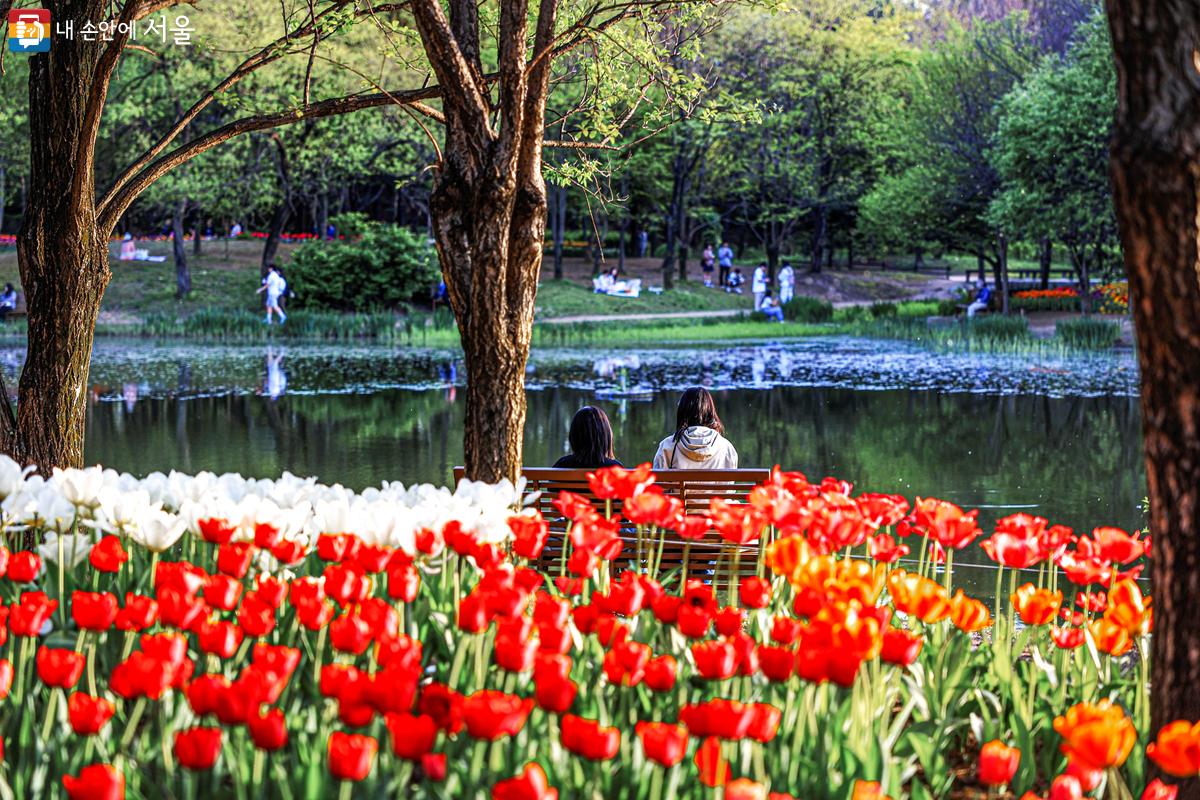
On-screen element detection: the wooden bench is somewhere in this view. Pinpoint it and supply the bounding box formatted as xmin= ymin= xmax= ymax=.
xmin=454 ymin=467 xmax=772 ymax=584
xmin=1 ymin=293 xmax=26 ymax=322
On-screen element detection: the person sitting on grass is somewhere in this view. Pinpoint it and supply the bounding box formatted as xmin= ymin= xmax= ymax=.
xmin=726 ymin=268 xmax=745 ymax=294
xmin=553 ymin=406 xmax=623 ymax=469
xmin=653 ymin=387 xmax=738 ymax=470
xmin=760 ymin=295 xmax=785 ymax=323
xmin=967 ymin=278 xmax=992 ymax=318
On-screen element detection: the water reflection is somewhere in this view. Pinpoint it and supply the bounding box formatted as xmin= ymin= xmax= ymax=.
xmin=262 ymin=347 xmax=287 ymax=400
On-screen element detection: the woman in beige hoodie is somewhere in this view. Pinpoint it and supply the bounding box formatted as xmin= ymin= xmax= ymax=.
xmin=652 ymin=387 xmax=739 ymax=470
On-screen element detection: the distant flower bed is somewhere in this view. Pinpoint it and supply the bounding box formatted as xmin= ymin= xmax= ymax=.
xmin=1098 ymin=281 xmax=1130 ymax=314
xmin=0 ymin=234 xmax=15 ymax=247
xmin=1012 ymin=287 xmax=1080 ymax=300
xmin=0 ymin=460 xmax=1178 ymax=799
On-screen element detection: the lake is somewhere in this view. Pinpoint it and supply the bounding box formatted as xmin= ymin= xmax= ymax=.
xmin=1 ymin=336 xmax=1139 ymax=541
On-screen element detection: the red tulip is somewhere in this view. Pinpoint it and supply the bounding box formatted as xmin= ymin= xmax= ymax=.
xmin=496 ymin=629 xmax=539 ymax=673
xmin=418 ymin=683 xmax=464 ymax=734
xmin=89 ymin=536 xmax=128 ymax=573
xmin=1048 ymin=775 xmax=1082 ymax=800
xmin=739 ymin=577 xmax=772 ymax=608
xmin=587 ymin=463 xmax=655 ymax=500
xmin=114 ymin=594 xmax=158 ymax=632
xmin=1142 ymin=779 xmax=1179 ymax=800
xmin=237 ymin=595 xmax=276 ymax=638
xmin=186 ymin=674 xmax=229 ymax=718
xmin=71 ymin=591 xmax=119 ymax=632
xmin=462 ymin=691 xmax=534 ymax=740
xmin=692 ymin=640 xmax=739 ymax=681
xmin=880 ymin=628 xmax=923 ymax=667
xmin=757 ymin=645 xmax=794 ymax=682
xmin=715 ymin=607 xmax=746 ymax=637
xmin=636 ymin=721 xmax=689 ymax=767
xmin=63 ymin=763 xmax=124 ymax=800
xmin=68 ymin=692 xmax=116 ymax=735
xmin=0 ymin=659 xmax=12 ymax=700
xmin=196 ymin=619 xmax=242 ymax=659
xmin=216 ymin=542 xmax=255 ymax=578
xmin=386 ymin=712 xmax=438 ymax=760
xmin=560 ymin=714 xmax=620 ymax=761
xmin=248 ymin=708 xmax=288 ymax=751
xmin=202 ymin=574 xmax=242 ymax=611
xmin=644 ymin=655 xmax=677 ymax=692
xmin=175 ymin=727 xmax=223 ymax=770
xmin=317 ymin=533 xmax=361 ymax=563
xmin=978 ymin=740 xmax=1020 ymax=786
xmin=8 ymin=550 xmax=41 ymax=583
xmin=197 ymin=518 xmax=237 ymax=545
xmin=255 ymin=575 xmax=289 ymax=608
xmin=680 ymin=698 xmax=755 ymax=740
xmin=493 ymin=762 xmax=558 ymax=800
xmin=329 ymin=612 xmax=373 ymax=655
xmin=328 ymin=731 xmax=376 ymax=782
xmin=510 ymin=512 xmax=550 ymax=560
xmin=388 ymin=563 xmax=421 ymax=602
xmin=695 ymin=736 xmax=730 ymax=787
xmin=533 ymin=672 xmax=577 ymax=713
xmin=109 ymin=653 xmax=175 ymax=700
xmin=38 ymin=646 xmax=85 ymax=688
xmin=10 ymin=591 xmax=56 ymax=636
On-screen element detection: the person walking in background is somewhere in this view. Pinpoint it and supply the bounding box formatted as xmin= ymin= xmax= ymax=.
xmin=637 ymin=230 xmax=649 ymax=258
xmin=652 ymin=387 xmax=738 ymax=470
xmin=967 ymin=278 xmax=992 ymax=318
xmin=554 ymin=406 xmax=623 ymax=469
xmin=778 ymin=261 xmax=795 ymax=305
xmin=717 ymin=241 xmax=734 ymax=287
xmin=752 ymin=262 xmax=769 ymax=311
xmin=257 ymin=265 xmax=288 ymax=325
xmin=701 ymin=244 xmax=716 ymax=287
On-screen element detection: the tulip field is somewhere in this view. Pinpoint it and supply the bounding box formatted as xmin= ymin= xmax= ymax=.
xmin=0 ymin=459 xmax=1187 ymax=799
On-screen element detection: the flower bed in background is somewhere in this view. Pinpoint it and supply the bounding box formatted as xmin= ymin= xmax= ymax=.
xmin=1010 ymin=287 xmax=1081 ymax=312
xmin=0 ymin=461 xmax=1182 ymax=799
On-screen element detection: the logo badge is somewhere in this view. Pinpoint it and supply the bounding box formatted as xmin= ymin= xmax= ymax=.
xmin=8 ymin=9 xmax=50 ymax=53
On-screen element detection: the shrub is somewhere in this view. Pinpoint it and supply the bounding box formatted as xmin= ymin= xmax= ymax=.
xmin=1056 ymin=317 xmax=1121 ymax=349
xmin=936 ymin=299 xmax=960 ymax=316
xmin=285 ymin=217 xmax=439 ymax=311
xmin=869 ymin=301 xmax=898 ymax=318
xmin=781 ymin=296 xmax=834 ymax=322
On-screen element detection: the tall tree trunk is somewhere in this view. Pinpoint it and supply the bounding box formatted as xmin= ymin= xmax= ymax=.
xmin=661 ymin=209 xmax=676 ymax=290
xmin=192 ymin=206 xmax=202 ymax=256
xmin=173 ymin=199 xmax=191 ymax=298
xmin=551 ymin=182 xmax=565 ymax=280
xmin=15 ymin=31 xmax=112 ymax=468
xmin=810 ymin=204 xmax=828 ymax=274
xmin=995 ymin=229 xmax=1009 ymax=315
xmin=1105 ymin=4 xmax=1200 ymax=787
xmin=1039 ymin=236 xmax=1052 ymax=289
xmin=0 ymin=165 xmax=6 ymax=235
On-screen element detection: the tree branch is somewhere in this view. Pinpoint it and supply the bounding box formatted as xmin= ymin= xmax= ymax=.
xmin=97 ymin=86 xmax=441 ymax=233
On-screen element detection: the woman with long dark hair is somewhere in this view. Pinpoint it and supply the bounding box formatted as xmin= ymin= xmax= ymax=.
xmin=553 ymin=406 xmax=623 ymax=469
xmin=652 ymin=387 xmax=738 ymax=470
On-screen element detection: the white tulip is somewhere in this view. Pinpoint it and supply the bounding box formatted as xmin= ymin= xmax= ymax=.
xmin=129 ymin=507 xmax=187 ymax=553
xmin=39 ymin=533 xmax=92 ymax=569
xmin=0 ymin=455 xmax=34 ymax=500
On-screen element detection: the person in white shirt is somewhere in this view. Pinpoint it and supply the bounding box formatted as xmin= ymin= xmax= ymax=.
xmin=778 ymin=262 xmax=795 ymax=305
xmin=652 ymin=387 xmax=738 ymax=470
xmin=256 ymin=265 xmax=288 ymax=324
xmin=752 ymin=263 xmax=769 ymax=311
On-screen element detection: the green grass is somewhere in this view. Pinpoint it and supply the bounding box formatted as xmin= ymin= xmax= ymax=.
xmin=533 ymin=279 xmax=750 ymax=318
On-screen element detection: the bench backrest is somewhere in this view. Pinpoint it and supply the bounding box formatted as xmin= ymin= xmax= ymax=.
xmin=452 ymin=467 xmax=773 ymax=582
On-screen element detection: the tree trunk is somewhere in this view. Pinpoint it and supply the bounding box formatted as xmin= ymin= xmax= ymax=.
xmin=173 ymin=199 xmax=191 ymax=298
xmin=0 ymin=165 xmax=6 ymax=236
xmin=810 ymin=204 xmax=828 ymax=274
xmin=1039 ymin=236 xmax=1052 ymax=289
xmin=1105 ymin=5 xmax=1200 ymax=785
xmin=15 ymin=30 xmax=112 ymax=468
xmin=551 ymin=183 xmax=565 ymax=280
xmin=995 ymin=230 xmax=1010 ymax=315
xmin=661 ymin=210 xmax=676 ymax=290
xmin=192 ymin=207 xmax=202 ymax=256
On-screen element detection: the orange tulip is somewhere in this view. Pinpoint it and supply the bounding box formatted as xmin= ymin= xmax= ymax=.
xmin=1103 ymin=579 xmax=1152 ymax=637
xmin=851 ymin=780 xmax=892 ymax=800
xmin=949 ymin=590 xmax=992 ymax=633
xmin=1011 ymin=584 xmax=1062 ymax=626
xmin=888 ymin=571 xmax=950 ymax=624
xmin=1052 ymin=700 xmax=1136 ymax=770
xmin=1147 ymin=720 xmax=1200 ymax=777
xmin=764 ymin=536 xmax=812 ymax=583
xmin=1087 ymin=618 xmax=1132 ymax=657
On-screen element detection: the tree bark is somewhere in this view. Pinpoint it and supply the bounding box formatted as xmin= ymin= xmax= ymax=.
xmin=15 ymin=26 xmax=112 ymax=468
xmin=551 ymin=182 xmax=565 ymax=280
xmin=1105 ymin=5 xmax=1200 ymax=791
xmin=192 ymin=206 xmax=202 ymax=256
xmin=172 ymin=198 xmax=191 ymax=298
xmin=0 ymin=165 xmax=6 ymax=236
xmin=1038 ymin=236 xmax=1052 ymax=289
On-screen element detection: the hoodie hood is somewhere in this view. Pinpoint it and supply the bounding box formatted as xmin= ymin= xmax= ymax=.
xmin=675 ymin=426 xmax=722 ymax=461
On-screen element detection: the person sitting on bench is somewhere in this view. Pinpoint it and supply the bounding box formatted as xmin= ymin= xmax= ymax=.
xmin=652 ymin=387 xmax=738 ymax=470
xmin=553 ymin=406 xmax=624 ymax=469
xmin=0 ymin=284 xmax=17 ymax=321
xmin=967 ymin=279 xmax=991 ymax=318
